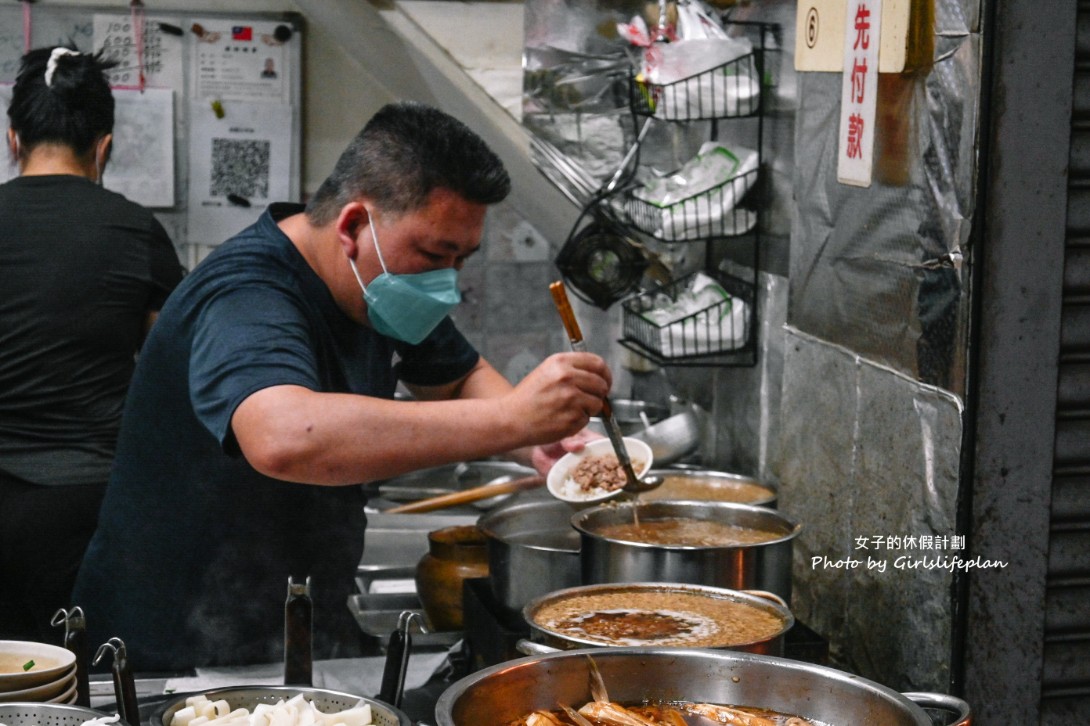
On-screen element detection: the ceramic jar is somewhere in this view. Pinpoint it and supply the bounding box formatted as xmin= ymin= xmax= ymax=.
xmin=415 ymin=525 xmax=489 ymax=631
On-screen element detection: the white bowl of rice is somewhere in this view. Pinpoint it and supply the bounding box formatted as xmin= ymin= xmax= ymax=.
xmin=546 ymin=437 xmax=653 ymax=503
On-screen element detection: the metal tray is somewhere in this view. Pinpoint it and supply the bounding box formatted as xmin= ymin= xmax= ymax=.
xmin=348 ymin=594 xmax=462 ymax=651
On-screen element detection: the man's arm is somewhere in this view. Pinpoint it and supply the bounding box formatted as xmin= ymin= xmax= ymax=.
xmin=230 ymin=351 xmax=609 ymax=485
xmin=406 ymin=355 xmax=603 ymax=472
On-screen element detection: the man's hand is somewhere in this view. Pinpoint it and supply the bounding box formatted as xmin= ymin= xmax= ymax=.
xmin=502 ymin=352 xmax=612 ymax=446
xmin=528 ymin=427 xmax=604 ymax=476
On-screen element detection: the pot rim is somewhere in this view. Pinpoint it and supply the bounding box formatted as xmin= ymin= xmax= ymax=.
xmin=434 ymin=647 xmax=937 ymax=726
xmin=477 ymin=499 xmax=582 ymax=554
xmin=571 ymin=500 xmax=802 ymax=550
xmin=521 ymin=581 xmax=794 ymax=650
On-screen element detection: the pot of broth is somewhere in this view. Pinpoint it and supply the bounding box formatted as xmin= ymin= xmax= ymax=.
xmin=572 ymin=501 xmax=800 ymax=601
xmin=639 ymin=468 xmax=777 ymax=506
xmin=433 ymin=647 xmax=971 ymax=726
xmin=522 ymin=582 xmax=793 ymax=656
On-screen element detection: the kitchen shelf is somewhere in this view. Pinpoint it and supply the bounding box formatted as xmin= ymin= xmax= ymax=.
xmin=548 ymin=19 xmax=777 ymax=367
xmin=621 ymin=20 xmax=776 ymax=368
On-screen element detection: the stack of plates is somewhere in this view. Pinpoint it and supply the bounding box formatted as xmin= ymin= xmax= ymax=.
xmin=0 ymin=641 xmax=78 ymax=704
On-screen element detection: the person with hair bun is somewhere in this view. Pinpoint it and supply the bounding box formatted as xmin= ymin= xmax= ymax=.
xmin=0 ymin=46 xmax=185 ymax=642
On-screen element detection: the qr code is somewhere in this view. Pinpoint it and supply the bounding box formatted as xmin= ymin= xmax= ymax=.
xmin=210 ymin=138 xmax=271 ymax=199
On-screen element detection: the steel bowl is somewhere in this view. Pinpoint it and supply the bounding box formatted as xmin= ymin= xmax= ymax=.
xmin=522 ymin=582 xmax=793 ymax=655
xmin=151 ymin=685 xmax=410 ymax=726
xmin=629 ymin=408 xmax=703 ymax=465
xmin=434 ymin=647 xmax=971 ymax=726
xmin=572 ymin=500 xmax=800 ymax=601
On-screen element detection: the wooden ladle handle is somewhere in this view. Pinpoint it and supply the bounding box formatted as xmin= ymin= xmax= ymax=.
xmin=384 ymin=475 xmax=545 ymax=514
xmin=550 ymin=281 xmax=584 ymax=347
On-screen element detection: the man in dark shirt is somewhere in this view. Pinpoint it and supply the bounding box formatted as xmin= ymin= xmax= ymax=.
xmin=73 ymin=102 xmax=611 ymax=670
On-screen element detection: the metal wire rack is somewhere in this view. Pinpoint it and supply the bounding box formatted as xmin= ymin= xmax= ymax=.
xmin=628 ymin=48 xmax=761 ymax=122
xmin=620 ymin=267 xmax=757 ymax=366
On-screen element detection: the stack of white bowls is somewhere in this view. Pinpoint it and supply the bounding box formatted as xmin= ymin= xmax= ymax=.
xmin=0 ymin=641 xmax=78 ymax=705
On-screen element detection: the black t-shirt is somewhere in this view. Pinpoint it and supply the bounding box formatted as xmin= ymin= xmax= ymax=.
xmin=73 ymin=204 xmax=480 ymax=670
xmin=0 ymin=175 xmax=184 ymax=486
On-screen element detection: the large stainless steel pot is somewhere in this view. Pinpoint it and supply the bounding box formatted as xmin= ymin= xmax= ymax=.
xmin=434 ymin=647 xmax=971 ymax=726
xmin=573 ymin=501 xmax=800 ymax=601
xmin=521 ymin=582 xmax=793 ymax=656
xmin=477 ymin=496 xmax=582 ymax=614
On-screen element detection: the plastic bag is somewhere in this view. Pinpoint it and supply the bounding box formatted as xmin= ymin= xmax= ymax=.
xmin=675 ymin=0 xmax=729 ymax=40
xmin=631 ymin=141 xmax=759 ymax=239
xmin=617 ymin=0 xmax=726 ymax=47
xmin=640 ymin=272 xmax=749 ymax=355
xmin=640 ymin=36 xmax=759 ymax=120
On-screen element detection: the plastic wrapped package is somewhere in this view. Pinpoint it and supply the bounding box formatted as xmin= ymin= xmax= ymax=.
xmin=632 ymin=271 xmax=750 ymax=356
xmin=629 ymin=142 xmax=759 ymax=239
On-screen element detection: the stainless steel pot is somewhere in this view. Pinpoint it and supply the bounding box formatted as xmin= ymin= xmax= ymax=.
xmin=434 ymin=647 xmax=971 ymax=726
xmin=573 ymin=501 xmax=800 ymax=601
xmin=476 ymin=496 xmax=582 ymax=614
xmin=521 ymin=582 xmax=793 ymax=656
xmin=638 ymin=468 xmax=777 ymax=506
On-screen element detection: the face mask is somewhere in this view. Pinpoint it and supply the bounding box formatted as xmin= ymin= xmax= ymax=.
xmin=347 ymin=215 xmax=461 ymax=344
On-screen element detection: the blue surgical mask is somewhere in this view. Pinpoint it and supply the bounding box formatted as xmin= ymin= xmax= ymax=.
xmin=347 ymin=215 xmax=461 ymax=344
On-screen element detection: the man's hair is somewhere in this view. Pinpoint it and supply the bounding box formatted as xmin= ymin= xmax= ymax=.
xmin=7 ymin=45 xmax=117 ymax=158
xmin=305 ymin=101 xmax=511 ymax=225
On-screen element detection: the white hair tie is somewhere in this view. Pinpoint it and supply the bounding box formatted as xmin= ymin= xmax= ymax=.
xmin=44 ymin=48 xmax=80 ymax=88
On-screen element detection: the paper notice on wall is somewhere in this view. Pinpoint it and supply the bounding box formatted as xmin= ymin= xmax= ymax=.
xmin=189 ymin=17 xmax=291 ymax=103
xmin=94 ymin=14 xmax=185 ymax=91
xmin=186 ymin=100 xmax=292 ymax=245
xmin=102 ymin=87 xmax=175 ymax=207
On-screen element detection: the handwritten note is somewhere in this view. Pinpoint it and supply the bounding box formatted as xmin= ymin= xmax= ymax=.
xmin=93 ymin=13 xmax=184 ymax=91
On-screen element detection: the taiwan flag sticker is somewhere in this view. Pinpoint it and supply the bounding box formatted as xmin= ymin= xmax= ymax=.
xmin=232 ymin=26 xmax=253 ymax=41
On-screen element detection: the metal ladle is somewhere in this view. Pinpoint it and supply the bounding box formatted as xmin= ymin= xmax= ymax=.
xmin=549 ymin=281 xmax=662 ymax=494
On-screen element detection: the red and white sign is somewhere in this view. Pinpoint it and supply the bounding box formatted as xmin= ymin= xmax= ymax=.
xmin=837 ymin=0 xmax=882 ymax=187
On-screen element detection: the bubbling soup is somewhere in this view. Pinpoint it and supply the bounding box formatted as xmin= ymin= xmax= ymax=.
xmin=531 ymin=588 xmax=786 ymax=647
